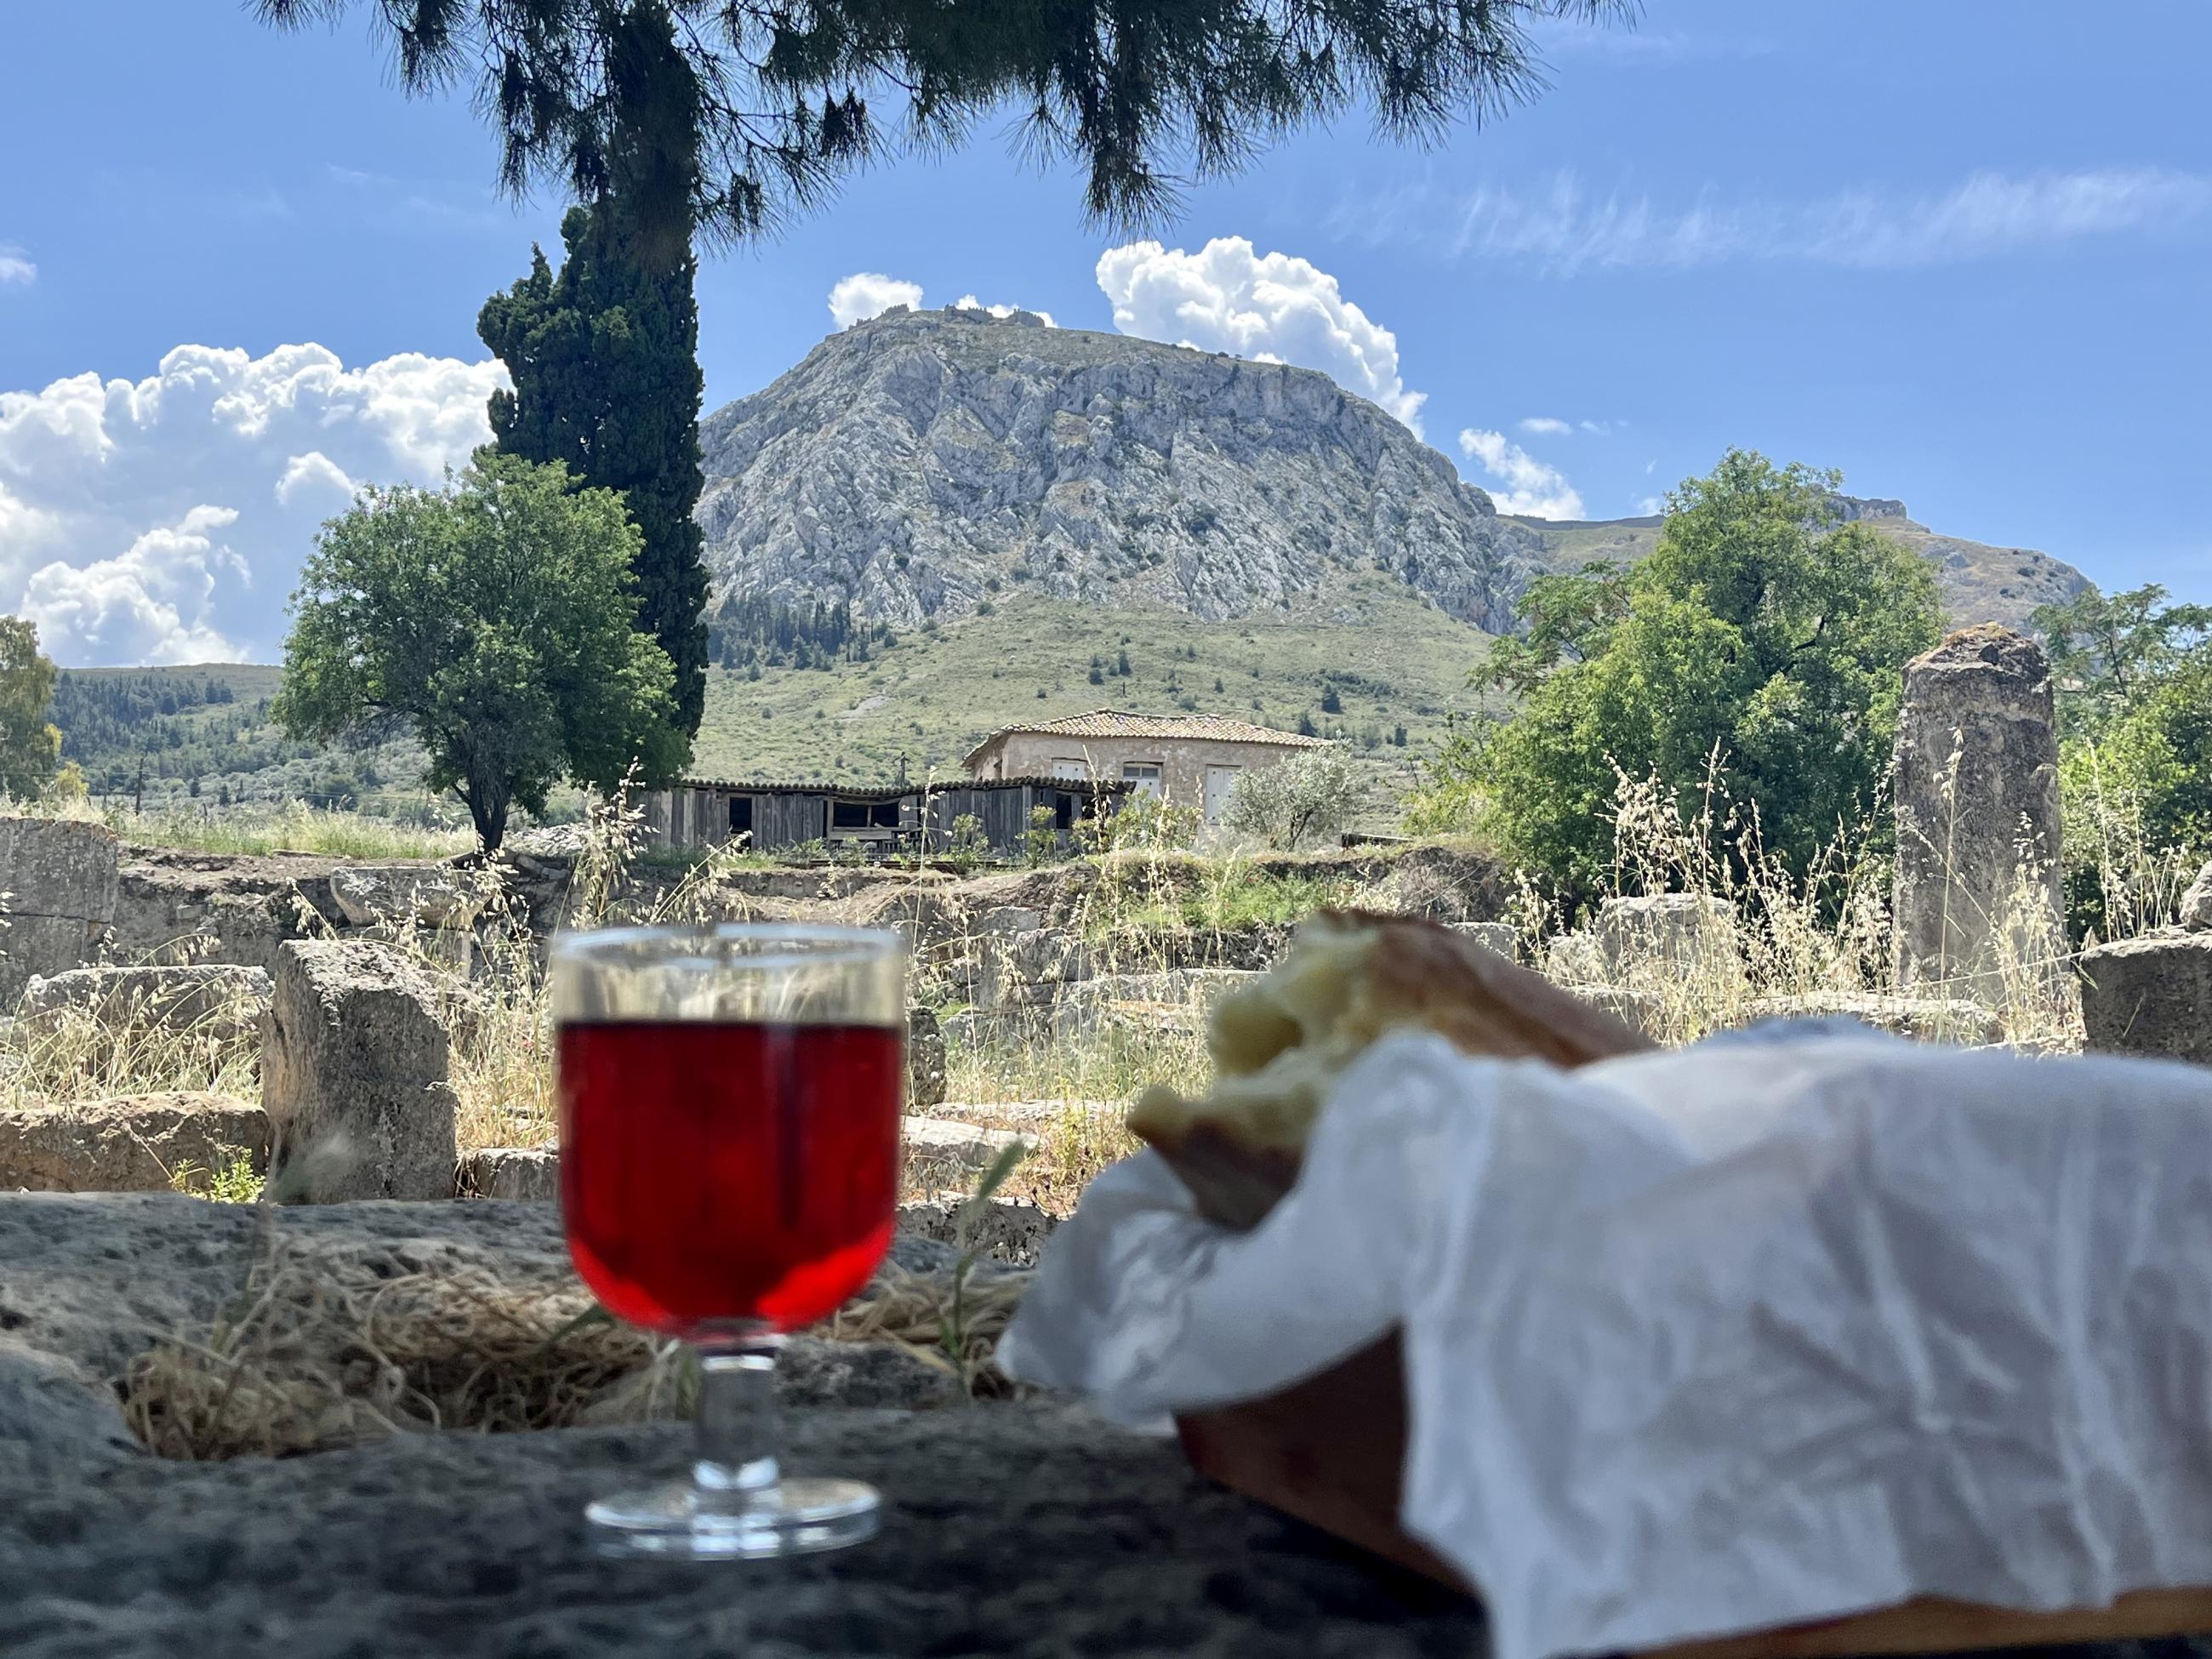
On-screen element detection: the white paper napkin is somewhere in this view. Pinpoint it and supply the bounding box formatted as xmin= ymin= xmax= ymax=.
xmin=997 ymin=1026 xmax=2212 ymax=1659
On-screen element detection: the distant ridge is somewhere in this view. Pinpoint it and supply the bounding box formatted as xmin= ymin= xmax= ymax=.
xmin=1504 ymin=496 xmax=2088 ymax=631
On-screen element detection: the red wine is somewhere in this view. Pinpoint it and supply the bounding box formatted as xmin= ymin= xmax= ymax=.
xmin=557 ymin=1020 xmax=904 ymax=1336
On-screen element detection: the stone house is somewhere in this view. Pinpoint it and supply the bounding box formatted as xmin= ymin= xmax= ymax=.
xmin=961 ymin=709 xmax=1327 ymax=824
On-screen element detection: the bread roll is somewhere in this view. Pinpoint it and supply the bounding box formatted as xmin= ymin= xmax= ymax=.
xmin=1129 ymin=909 xmax=1653 ymax=1228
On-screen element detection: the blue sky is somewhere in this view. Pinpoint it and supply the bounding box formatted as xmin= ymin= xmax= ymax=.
xmin=2 ymin=0 xmax=2208 ymax=664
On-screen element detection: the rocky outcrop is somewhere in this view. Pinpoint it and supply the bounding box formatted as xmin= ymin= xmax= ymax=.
xmin=0 ymin=1093 xmax=269 ymax=1193
xmin=0 ymin=1395 xmax=1487 ymax=1656
xmin=1892 ymin=625 xmax=2063 ymax=1001
xmin=0 ymin=818 xmax=118 ymax=1001
xmin=261 ymin=940 xmax=459 ymax=1202
xmin=897 ymin=1196 xmax=1061 ymax=1268
xmin=0 ymin=1193 xmax=1001 ymax=1477
xmin=696 ymin=306 xmax=1545 ymax=634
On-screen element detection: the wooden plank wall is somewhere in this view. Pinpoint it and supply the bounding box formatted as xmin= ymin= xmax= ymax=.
xmin=640 ymin=784 xmax=1114 ymax=855
xmin=755 ymin=792 xmax=828 ymax=851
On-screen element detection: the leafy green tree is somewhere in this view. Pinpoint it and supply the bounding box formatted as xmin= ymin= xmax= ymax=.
xmin=1223 ymin=747 xmax=1358 ymax=852
xmin=2030 ymin=582 xmax=2212 ymax=736
xmin=1472 ymin=560 xmax=1633 ymax=704
xmin=256 ymin=0 xmax=1629 ymax=248
xmin=480 ymin=196 xmax=710 ymax=734
xmin=275 ymin=457 xmax=688 ymax=851
xmin=1427 ymin=451 xmax=1942 ymax=894
xmin=0 ymin=618 xmax=60 ymax=799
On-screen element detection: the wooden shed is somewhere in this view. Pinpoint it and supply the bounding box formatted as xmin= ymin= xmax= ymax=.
xmin=636 ymin=776 xmax=1128 ymax=859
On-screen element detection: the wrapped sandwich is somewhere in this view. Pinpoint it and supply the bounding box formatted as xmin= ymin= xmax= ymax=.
xmin=1128 ymin=910 xmax=1652 ymax=1229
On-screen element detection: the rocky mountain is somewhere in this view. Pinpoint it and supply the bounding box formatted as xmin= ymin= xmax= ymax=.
xmin=1509 ymin=497 xmax=2089 ymax=634
xmin=696 ymin=307 xmax=1545 ymax=636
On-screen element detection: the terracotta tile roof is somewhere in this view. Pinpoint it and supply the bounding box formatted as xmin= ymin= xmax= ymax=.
xmin=961 ymin=707 xmax=1327 ymax=767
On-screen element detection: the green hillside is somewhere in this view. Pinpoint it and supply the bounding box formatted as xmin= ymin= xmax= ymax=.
xmin=45 ymin=584 xmax=1496 ymax=830
xmin=48 ymin=663 xmax=437 ymax=815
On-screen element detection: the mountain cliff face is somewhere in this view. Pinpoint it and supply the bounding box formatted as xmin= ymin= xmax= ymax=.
xmin=1509 ymin=496 xmax=2089 ymax=634
xmin=696 ymin=306 xmax=1544 ymax=634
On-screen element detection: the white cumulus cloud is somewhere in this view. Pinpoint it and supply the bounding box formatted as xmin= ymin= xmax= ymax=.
xmin=0 ymin=246 xmax=33 ymax=286
xmin=0 ymin=343 xmax=505 ymax=665
xmin=1458 ymin=429 xmax=1587 ymax=520
xmin=1094 ymin=237 xmax=1428 ymax=435
xmin=1519 ymin=416 xmax=1573 ymax=437
xmin=275 ymin=451 xmax=359 ymax=508
xmin=828 ymin=272 xmax=925 ymax=329
xmin=21 ymin=506 xmax=244 ymax=666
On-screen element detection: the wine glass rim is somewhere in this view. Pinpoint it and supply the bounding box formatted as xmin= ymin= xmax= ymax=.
xmin=550 ymin=921 xmax=904 ymax=966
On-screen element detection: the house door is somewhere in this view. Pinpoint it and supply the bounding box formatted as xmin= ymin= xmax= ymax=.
xmin=1203 ymin=765 xmax=1241 ymax=823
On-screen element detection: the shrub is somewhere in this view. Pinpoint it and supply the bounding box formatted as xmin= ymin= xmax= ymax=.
xmin=1221 ymin=748 xmax=1358 ymax=851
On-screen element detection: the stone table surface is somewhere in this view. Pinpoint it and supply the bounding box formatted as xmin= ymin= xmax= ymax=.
xmin=0 ymin=1403 xmax=1485 ymax=1659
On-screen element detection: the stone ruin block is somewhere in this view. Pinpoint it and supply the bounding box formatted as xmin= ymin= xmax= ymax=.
xmin=1593 ymin=894 xmax=1741 ymax=980
xmin=2181 ymin=860 xmax=2212 ymax=932
xmin=0 ymin=1092 xmax=270 ymax=1193
xmin=20 ymin=964 xmax=272 ymax=1042
xmin=456 ymin=1146 xmax=560 ymax=1202
xmin=0 ymin=817 xmax=119 ymax=1004
xmin=262 ymin=939 xmax=459 ymax=1201
xmin=975 ymin=927 xmax=1092 ymax=1012
xmin=329 ymin=864 xmax=487 ymax=930
xmin=1891 ymin=626 xmax=2062 ymax=1001
xmin=1543 ymin=931 xmax=1608 ymax=985
xmin=2079 ymin=932 xmax=2212 ymax=1068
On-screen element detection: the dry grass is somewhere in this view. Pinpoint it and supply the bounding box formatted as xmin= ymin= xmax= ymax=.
xmin=122 ymin=1208 xmax=1030 ymax=1460
xmin=0 ymin=1003 xmax=263 ymax=1110
xmin=8 ymin=791 xmax=481 ymax=860
xmin=120 ymin=1223 xmax=662 ymax=1460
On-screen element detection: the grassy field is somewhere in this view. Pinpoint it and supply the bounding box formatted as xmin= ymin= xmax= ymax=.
xmin=693 ymin=583 xmax=1495 ymax=816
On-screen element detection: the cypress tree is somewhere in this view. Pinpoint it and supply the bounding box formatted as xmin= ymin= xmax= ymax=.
xmin=477 ymin=12 xmax=710 ymax=736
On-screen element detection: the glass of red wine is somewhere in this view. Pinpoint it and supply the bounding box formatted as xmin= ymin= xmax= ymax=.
xmin=551 ymin=922 xmax=905 ymax=1559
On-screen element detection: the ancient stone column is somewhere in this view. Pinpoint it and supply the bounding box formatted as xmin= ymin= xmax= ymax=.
xmin=1891 ymin=625 xmax=2062 ymax=1001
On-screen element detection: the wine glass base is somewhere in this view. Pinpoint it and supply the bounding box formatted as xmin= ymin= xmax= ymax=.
xmin=585 ymin=1477 xmax=881 ymax=1559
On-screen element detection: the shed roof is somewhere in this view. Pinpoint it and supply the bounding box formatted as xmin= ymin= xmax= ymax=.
xmin=961 ymin=708 xmax=1327 ymax=767
xmin=671 ymin=775 xmax=1126 ymax=800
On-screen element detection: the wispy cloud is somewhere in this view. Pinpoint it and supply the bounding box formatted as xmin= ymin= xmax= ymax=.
xmin=1519 ymin=415 xmax=1572 ymax=437
xmin=325 ymin=164 xmax=516 ymax=233
xmin=0 ymin=246 xmax=37 ymax=286
xmin=1339 ymin=168 xmax=2212 ymax=275
xmin=1530 ymin=20 xmax=1776 ymax=63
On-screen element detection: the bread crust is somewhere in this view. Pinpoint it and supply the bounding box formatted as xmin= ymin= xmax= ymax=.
xmin=1135 ymin=909 xmax=1654 ymax=1229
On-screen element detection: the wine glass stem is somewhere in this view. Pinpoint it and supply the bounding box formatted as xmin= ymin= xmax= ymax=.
xmin=693 ymin=1332 xmax=784 ymax=1502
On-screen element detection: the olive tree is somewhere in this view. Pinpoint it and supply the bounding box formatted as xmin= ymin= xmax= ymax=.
xmin=275 ymin=456 xmax=689 ymax=850
xmin=1223 ymin=747 xmax=1360 ymax=851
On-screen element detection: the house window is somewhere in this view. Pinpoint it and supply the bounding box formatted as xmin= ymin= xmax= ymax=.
xmin=1050 ymin=758 xmax=1091 ymax=782
xmin=1121 ymin=762 xmax=1163 ymax=798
